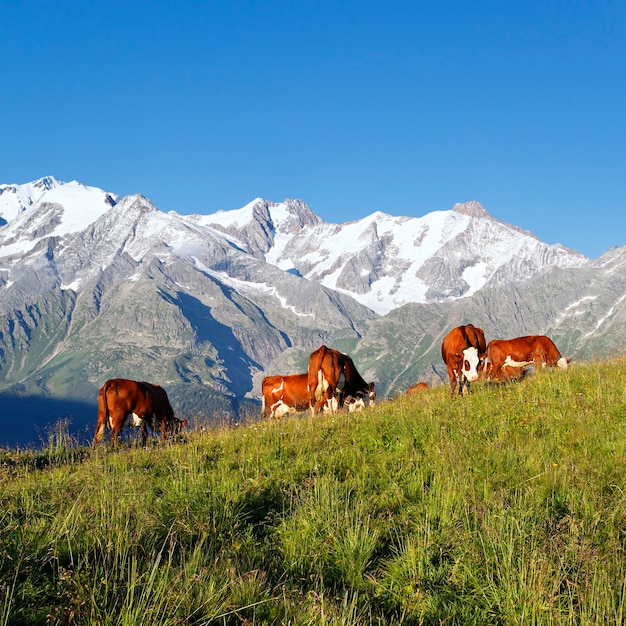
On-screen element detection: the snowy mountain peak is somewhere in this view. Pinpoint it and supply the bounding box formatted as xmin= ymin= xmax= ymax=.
xmin=0 ymin=176 xmax=65 ymax=222
xmin=452 ymin=201 xmax=490 ymax=218
xmin=33 ymin=175 xmax=63 ymax=193
xmin=0 ymin=179 xmax=120 ymax=257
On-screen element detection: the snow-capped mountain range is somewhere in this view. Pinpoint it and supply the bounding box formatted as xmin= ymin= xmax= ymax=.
xmin=0 ymin=176 xmax=624 ymax=447
xmin=0 ymin=176 xmax=587 ymax=315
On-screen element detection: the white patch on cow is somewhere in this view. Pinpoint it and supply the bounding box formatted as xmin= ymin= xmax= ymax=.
xmin=271 ymin=381 xmax=285 ymax=395
xmin=346 ymin=396 xmax=366 ymax=412
xmin=324 ymin=396 xmax=339 ymax=413
xmin=315 ymin=370 xmax=328 ymax=401
xmin=503 ymin=355 xmax=534 ymax=369
xmin=271 ymin=401 xmax=292 ymax=419
xmin=556 ymin=357 xmax=569 ymax=369
xmin=123 ymin=413 xmax=145 ymax=428
xmin=461 ymin=346 xmax=480 ymax=382
xmin=112 ymin=413 xmax=145 ymax=429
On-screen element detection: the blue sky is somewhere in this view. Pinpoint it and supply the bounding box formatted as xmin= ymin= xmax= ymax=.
xmin=2 ymin=1 xmax=624 ymax=258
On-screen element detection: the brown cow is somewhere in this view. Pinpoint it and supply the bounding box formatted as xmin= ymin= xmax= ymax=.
xmin=406 ymin=382 xmax=429 ymax=395
xmin=261 ymin=373 xmax=338 ymax=419
xmin=441 ymin=324 xmax=487 ymax=397
xmin=486 ymin=335 xmax=569 ymax=380
xmin=307 ymin=345 xmax=375 ymax=414
xmin=92 ymin=379 xmax=187 ymax=448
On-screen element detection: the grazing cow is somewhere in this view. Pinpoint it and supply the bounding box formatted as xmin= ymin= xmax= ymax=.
xmin=441 ymin=324 xmax=487 ymax=397
xmin=486 ymin=335 xmax=569 ymax=380
xmin=261 ymin=373 xmax=338 ymax=419
xmin=307 ymin=345 xmax=376 ymax=414
xmin=406 ymin=382 xmax=429 ymax=395
xmin=92 ymin=379 xmax=187 ymax=448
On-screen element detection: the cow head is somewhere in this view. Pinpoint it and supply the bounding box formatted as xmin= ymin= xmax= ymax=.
xmin=461 ymin=347 xmax=480 ymax=382
xmin=166 ymin=417 xmax=188 ymax=436
xmin=556 ymin=356 xmax=570 ymax=370
xmin=345 ymin=395 xmax=366 ymax=413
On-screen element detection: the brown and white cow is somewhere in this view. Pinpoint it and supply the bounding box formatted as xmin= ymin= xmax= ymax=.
xmin=486 ymin=335 xmax=569 ymax=380
xmin=441 ymin=324 xmax=487 ymax=397
xmin=261 ymin=373 xmax=338 ymax=419
xmin=307 ymin=345 xmax=376 ymax=414
xmin=92 ymin=378 xmax=187 ymax=448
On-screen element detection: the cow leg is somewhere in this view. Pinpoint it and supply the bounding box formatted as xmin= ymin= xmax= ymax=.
xmin=140 ymin=421 xmax=149 ymax=447
xmin=109 ymin=412 xmax=125 ymax=449
xmin=158 ymin=418 xmax=168 ymax=442
xmin=93 ymin=392 xmax=108 ymax=447
xmin=92 ymin=418 xmax=107 ymax=447
xmin=109 ymin=427 xmax=119 ymax=449
xmin=314 ymin=385 xmax=331 ymax=414
xmin=313 ymin=370 xmax=329 ymax=414
xmin=458 ymin=374 xmax=467 ymax=396
xmin=449 ymin=368 xmax=458 ymax=397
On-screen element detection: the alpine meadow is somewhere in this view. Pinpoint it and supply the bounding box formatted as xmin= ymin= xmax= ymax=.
xmin=1 ymin=178 xmax=626 ymax=624
xmin=2 ymin=358 xmax=626 ymax=625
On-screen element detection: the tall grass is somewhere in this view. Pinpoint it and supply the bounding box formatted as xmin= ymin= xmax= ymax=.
xmin=1 ymin=357 xmax=625 ymax=624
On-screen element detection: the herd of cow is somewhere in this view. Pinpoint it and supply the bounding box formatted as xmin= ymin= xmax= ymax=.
xmin=440 ymin=323 xmax=569 ymax=397
xmin=91 ymin=325 xmax=569 ymax=448
xmin=261 ymin=344 xmax=377 ymax=420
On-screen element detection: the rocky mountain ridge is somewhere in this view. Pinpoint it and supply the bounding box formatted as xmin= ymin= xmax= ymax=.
xmin=0 ymin=177 xmax=623 ymax=447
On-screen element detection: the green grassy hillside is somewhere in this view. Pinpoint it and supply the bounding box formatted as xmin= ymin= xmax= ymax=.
xmin=1 ymin=358 xmax=625 ymax=625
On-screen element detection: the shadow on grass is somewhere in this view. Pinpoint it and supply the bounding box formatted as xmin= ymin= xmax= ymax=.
xmin=0 ymin=393 xmax=97 ymax=450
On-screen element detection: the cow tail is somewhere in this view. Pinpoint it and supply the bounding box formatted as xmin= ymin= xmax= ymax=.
xmin=93 ymin=381 xmax=112 ymax=446
xmin=316 ymin=369 xmax=325 ymax=402
xmin=308 ymin=345 xmax=328 ymax=406
xmin=261 ymin=394 xmax=266 ymax=419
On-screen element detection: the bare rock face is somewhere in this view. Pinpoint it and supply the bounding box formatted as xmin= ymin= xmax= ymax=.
xmin=452 ymin=200 xmax=490 ymax=218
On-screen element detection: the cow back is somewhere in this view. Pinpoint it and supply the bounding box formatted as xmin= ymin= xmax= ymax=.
xmin=406 ymin=382 xmax=429 ymax=395
xmin=308 ymin=345 xmax=375 ymax=409
xmin=464 ymin=324 xmax=487 ymax=356
xmin=102 ymin=378 xmax=152 ymax=416
xmin=141 ymin=382 xmax=175 ymax=421
xmin=487 ymin=335 xmax=567 ymax=378
xmin=442 ymin=324 xmax=486 ymax=361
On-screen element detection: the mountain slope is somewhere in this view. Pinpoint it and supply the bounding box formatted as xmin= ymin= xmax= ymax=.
xmin=0 ymin=177 xmax=623 ymax=447
xmin=344 ymin=245 xmax=626 ymax=396
xmin=0 ymin=182 xmax=378 ymax=445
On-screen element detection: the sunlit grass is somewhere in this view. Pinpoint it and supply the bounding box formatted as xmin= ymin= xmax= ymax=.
xmin=0 ymin=357 xmax=625 ymax=624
